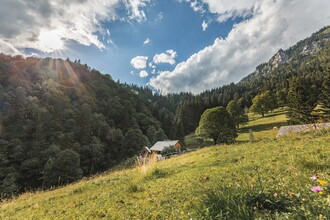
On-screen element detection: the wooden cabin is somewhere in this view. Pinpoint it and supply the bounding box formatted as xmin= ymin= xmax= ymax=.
xmin=149 ymin=140 xmax=184 ymax=154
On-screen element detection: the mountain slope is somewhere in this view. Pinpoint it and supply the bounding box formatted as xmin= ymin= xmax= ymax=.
xmin=0 ymin=26 xmax=329 ymax=198
xmin=239 ymin=26 xmax=330 ymax=89
xmin=174 ymin=26 xmax=330 ymax=135
xmin=0 ymin=55 xmax=175 ymax=196
xmin=1 ymin=112 xmax=330 ymax=219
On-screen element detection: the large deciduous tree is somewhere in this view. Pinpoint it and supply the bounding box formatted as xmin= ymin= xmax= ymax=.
xmin=250 ymin=90 xmax=276 ymax=117
xmin=196 ymin=106 xmax=237 ymax=145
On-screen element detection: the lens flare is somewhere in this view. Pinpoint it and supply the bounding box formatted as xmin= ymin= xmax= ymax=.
xmin=38 ymin=29 xmax=64 ymax=52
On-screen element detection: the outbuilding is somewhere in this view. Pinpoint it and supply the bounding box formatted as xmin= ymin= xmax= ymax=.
xmin=150 ymin=140 xmax=184 ymax=154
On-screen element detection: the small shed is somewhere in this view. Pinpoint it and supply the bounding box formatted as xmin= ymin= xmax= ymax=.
xmin=150 ymin=140 xmax=184 ymax=154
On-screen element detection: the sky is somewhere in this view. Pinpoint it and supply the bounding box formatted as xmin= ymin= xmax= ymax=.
xmin=0 ymin=0 xmax=330 ymax=94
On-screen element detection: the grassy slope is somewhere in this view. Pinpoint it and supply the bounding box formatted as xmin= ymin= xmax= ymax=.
xmin=237 ymin=109 xmax=288 ymax=142
xmin=1 ymin=111 xmax=330 ymax=219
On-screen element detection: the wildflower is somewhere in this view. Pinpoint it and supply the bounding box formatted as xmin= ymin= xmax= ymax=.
xmin=318 ymin=179 xmax=327 ymax=185
xmin=310 ymin=176 xmax=317 ymax=181
xmin=311 ymin=186 xmax=323 ymax=193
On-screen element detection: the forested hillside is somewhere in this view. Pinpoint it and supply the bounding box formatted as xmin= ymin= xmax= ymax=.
xmin=173 ymin=26 xmax=330 ymax=134
xmin=0 ymin=55 xmax=179 ymax=197
xmin=0 ymin=26 xmax=329 ymax=197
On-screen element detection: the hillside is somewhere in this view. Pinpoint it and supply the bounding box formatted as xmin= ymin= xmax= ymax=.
xmin=0 ymin=55 xmax=178 ymax=196
xmin=2 ymin=112 xmax=330 ymax=219
xmin=239 ymin=26 xmax=330 ymax=90
xmin=172 ymin=26 xmax=330 ymax=135
xmin=0 ymin=26 xmax=329 ymax=197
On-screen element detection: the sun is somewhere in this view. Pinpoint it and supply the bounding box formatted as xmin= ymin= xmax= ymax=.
xmin=38 ymin=29 xmax=64 ymax=52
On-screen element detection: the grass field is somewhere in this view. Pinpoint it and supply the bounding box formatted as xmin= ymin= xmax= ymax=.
xmin=1 ymin=111 xmax=330 ymax=219
xmin=237 ymin=109 xmax=288 ymax=142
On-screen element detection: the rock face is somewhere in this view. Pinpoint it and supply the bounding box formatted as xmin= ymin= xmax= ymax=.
xmin=277 ymin=123 xmax=330 ymax=137
xmin=300 ymin=41 xmax=321 ymax=56
xmin=242 ymin=27 xmax=330 ymax=82
xmin=268 ymin=49 xmax=289 ymax=71
xmin=253 ymin=49 xmax=289 ymax=76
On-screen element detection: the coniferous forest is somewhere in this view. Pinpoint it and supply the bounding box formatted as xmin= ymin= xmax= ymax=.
xmin=0 ymin=26 xmax=330 ymax=197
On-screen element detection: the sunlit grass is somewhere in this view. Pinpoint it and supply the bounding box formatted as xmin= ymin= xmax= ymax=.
xmin=237 ymin=109 xmax=288 ymax=142
xmin=1 ymin=110 xmax=330 ymax=219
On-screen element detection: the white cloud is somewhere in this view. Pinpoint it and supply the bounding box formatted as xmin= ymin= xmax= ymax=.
xmin=0 ymin=39 xmax=22 ymax=55
xmin=149 ymin=0 xmax=330 ymax=94
xmin=149 ymin=62 xmax=156 ymax=69
xmin=199 ymin=0 xmax=255 ymax=22
xmin=190 ymin=0 xmax=205 ymax=13
xmin=143 ymin=38 xmax=151 ymax=45
xmin=139 ymin=70 xmax=149 ymax=77
xmin=131 ymin=56 xmax=148 ymax=69
xmin=153 ymin=49 xmax=177 ymax=65
xmin=202 ymin=20 xmax=208 ymax=31
xmin=0 ymin=0 xmax=150 ymax=54
xmin=124 ymin=0 xmax=150 ymax=22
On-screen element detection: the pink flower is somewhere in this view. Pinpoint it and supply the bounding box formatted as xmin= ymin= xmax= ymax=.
xmin=311 ymin=186 xmax=323 ymax=193
xmin=310 ymin=176 xmax=317 ymax=181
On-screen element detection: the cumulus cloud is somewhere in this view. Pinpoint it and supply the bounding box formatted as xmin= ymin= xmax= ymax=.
xmin=131 ymin=56 xmax=148 ymax=69
xmin=201 ymin=0 xmax=255 ymax=22
xmin=149 ymin=0 xmax=330 ymax=94
xmin=0 ymin=0 xmax=150 ymax=54
xmin=153 ymin=49 xmax=177 ymax=65
xmin=202 ymin=20 xmax=208 ymax=31
xmin=139 ymin=70 xmax=149 ymax=77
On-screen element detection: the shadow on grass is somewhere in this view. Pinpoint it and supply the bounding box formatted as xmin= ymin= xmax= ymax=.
xmin=248 ymin=110 xmax=286 ymax=122
xmin=195 ymin=186 xmax=299 ymax=219
xmin=239 ymin=121 xmax=287 ymax=134
xmin=144 ymin=168 xmax=172 ymax=181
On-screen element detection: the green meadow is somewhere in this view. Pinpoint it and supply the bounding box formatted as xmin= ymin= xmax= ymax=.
xmin=1 ymin=111 xmax=330 ymax=219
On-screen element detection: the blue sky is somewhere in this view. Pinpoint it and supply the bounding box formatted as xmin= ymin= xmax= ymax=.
xmin=44 ymin=0 xmax=236 ymax=85
xmin=0 ymin=0 xmax=330 ymax=94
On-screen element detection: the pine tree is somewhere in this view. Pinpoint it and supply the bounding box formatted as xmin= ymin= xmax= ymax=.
xmin=320 ymin=73 xmax=330 ymax=120
xmin=226 ymin=99 xmax=248 ymax=128
xmin=286 ymin=77 xmax=318 ymax=124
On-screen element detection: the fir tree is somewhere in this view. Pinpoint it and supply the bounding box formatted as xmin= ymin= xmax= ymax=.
xmin=320 ymin=73 xmax=330 ymax=120
xmin=286 ymin=77 xmax=318 ymax=124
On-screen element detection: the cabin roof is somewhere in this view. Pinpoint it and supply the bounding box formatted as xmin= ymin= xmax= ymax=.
xmin=150 ymin=140 xmax=181 ymax=152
